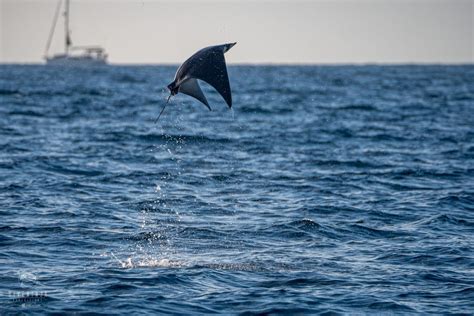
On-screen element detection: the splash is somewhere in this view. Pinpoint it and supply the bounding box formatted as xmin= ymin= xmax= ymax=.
xmin=109 ymin=251 xmax=186 ymax=269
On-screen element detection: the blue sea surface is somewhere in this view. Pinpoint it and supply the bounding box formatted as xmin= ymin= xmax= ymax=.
xmin=0 ymin=65 xmax=473 ymax=314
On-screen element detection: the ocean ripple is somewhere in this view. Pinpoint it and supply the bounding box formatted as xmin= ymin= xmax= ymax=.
xmin=0 ymin=64 xmax=473 ymax=314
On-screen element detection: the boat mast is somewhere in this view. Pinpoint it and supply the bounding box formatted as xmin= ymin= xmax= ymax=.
xmin=44 ymin=0 xmax=62 ymax=58
xmin=64 ymin=0 xmax=71 ymax=54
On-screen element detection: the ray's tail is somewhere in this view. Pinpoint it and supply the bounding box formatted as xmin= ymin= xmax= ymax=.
xmin=154 ymin=95 xmax=172 ymax=124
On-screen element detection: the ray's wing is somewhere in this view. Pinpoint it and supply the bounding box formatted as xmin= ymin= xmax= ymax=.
xmin=187 ymin=47 xmax=233 ymax=108
xmin=179 ymin=78 xmax=211 ymax=111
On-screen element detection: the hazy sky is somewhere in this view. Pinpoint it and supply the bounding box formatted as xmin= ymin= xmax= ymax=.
xmin=1 ymin=0 xmax=472 ymax=64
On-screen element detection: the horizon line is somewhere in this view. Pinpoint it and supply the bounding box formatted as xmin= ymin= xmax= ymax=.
xmin=1 ymin=61 xmax=473 ymax=67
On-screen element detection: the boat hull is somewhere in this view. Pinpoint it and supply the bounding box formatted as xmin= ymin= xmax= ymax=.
xmin=46 ymin=55 xmax=107 ymax=66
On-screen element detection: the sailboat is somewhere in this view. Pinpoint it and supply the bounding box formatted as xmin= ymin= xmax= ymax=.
xmin=44 ymin=0 xmax=107 ymax=66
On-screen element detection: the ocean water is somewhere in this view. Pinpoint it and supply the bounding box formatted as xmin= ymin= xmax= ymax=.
xmin=0 ymin=64 xmax=473 ymax=314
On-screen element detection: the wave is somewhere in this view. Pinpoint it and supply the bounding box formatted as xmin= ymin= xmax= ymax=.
xmin=0 ymin=88 xmax=21 ymax=95
xmin=331 ymin=104 xmax=378 ymax=111
xmin=136 ymin=133 xmax=233 ymax=144
xmin=112 ymin=74 xmax=147 ymax=84
xmin=237 ymin=104 xmax=296 ymax=115
xmin=345 ymin=223 xmax=409 ymax=239
xmin=0 ymin=225 xmax=66 ymax=233
xmin=413 ymin=214 xmax=474 ymax=228
xmin=8 ymin=110 xmax=44 ymax=117
xmin=438 ymin=193 xmax=474 ymax=211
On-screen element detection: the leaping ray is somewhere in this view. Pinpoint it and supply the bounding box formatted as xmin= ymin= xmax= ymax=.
xmin=156 ymin=43 xmax=236 ymax=122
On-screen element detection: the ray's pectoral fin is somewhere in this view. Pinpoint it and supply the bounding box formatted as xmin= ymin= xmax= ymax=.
xmin=192 ymin=52 xmax=232 ymax=108
xmin=179 ymin=78 xmax=211 ymax=111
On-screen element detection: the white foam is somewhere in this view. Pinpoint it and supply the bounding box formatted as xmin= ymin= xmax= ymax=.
xmin=120 ymin=257 xmax=187 ymax=269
